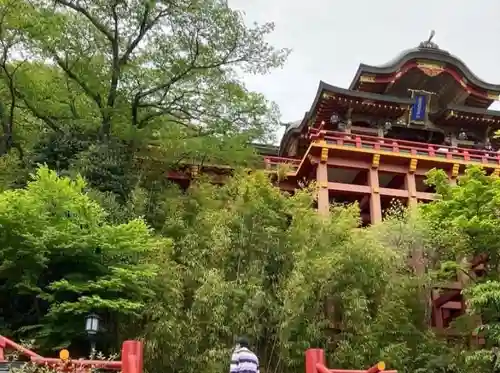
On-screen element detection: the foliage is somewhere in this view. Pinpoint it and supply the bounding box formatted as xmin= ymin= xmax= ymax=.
xmin=3 ymin=163 xmax=499 ymax=373
xmin=0 ymin=0 xmax=288 ymax=168
xmin=0 ymin=166 xmax=166 ymax=352
xmin=422 ymin=166 xmax=500 ymax=372
xmin=141 ymin=171 xmax=453 ymax=373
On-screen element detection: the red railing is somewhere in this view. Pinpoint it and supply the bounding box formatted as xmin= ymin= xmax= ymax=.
xmin=0 ymin=335 xmax=143 ymax=373
xmin=306 ymin=348 xmax=397 ymax=373
xmin=263 ymin=155 xmax=301 ymax=171
xmin=263 ymin=130 xmax=500 ymax=175
xmin=318 ymin=130 xmax=500 ymax=165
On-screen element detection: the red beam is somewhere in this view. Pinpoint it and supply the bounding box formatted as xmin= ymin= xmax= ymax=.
xmin=433 ymin=289 xmax=461 ymax=308
xmin=316 ymin=363 xmax=331 ymax=373
xmin=330 ymin=369 xmax=398 ymax=373
xmin=0 ymin=335 xmax=42 ymax=360
xmin=1 ymin=335 xmax=142 ymax=373
xmin=317 ymin=362 xmax=397 ymax=373
xmin=307 ymin=349 xmax=398 ymax=373
xmin=31 ymin=357 xmax=122 ymax=369
xmin=367 ymin=362 xmax=387 ymax=373
xmin=330 ymin=371 xmax=397 ymax=373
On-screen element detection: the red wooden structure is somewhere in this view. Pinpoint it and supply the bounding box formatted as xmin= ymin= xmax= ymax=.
xmin=305 ymin=348 xmax=396 ymax=373
xmin=0 ymin=335 xmax=143 ymax=373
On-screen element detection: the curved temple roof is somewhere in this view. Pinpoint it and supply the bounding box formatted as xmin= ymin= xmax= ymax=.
xmin=280 ymin=35 xmax=500 ymax=155
xmin=280 ymin=81 xmax=414 ymax=154
xmin=349 ymin=42 xmax=500 ymax=92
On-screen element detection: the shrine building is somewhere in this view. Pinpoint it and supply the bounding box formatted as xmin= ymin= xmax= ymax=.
xmin=264 ymin=34 xmax=500 ymax=227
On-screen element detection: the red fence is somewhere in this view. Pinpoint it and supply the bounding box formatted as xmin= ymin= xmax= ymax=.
xmin=263 ymin=155 xmax=301 ymax=172
xmin=263 ymin=130 xmax=500 ymax=175
xmin=316 ymin=130 xmax=500 ymax=166
xmin=305 ymin=348 xmax=396 ymax=373
xmin=0 ymin=335 xmax=143 ymax=373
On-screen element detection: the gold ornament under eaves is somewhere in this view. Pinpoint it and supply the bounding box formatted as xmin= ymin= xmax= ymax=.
xmin=359 ymin=75 xmax=376 ymax=83
xmin=416 ymin=61 xmax=444 ymax=77
xmin=487 ymin=91 xmax=500 ymax=100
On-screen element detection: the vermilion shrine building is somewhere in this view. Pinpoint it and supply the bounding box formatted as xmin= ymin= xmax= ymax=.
xmin=170 ymin=35 xmax=498 ymax=343
xmin=265 ymin=36 xmax=500 ymax=223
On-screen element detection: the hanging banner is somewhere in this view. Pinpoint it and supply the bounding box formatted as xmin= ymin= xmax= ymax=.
xmin=411 ymin=94 xmax=427 ymax=122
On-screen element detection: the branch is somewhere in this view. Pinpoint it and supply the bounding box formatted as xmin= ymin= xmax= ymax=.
xmin=119 ymin=3 xmax=152 ymax=65
xmin=135 ymin=92 xmax=187 ymax=128
xmin=100 ymin=0 xmax=121 ymax=136
xmin=50 ymin=51 xmax=103 ymax=108
xmin=134 ymin=28 xmax=202 ymax=101
xmin=105 ymin=0 xmax=120 ymax=109
xmin=134 ymin=28 xmax=243 ymax=107
xmin=54 ymin=0 xmax=114 ymax=43
xmin=17 ymin=94 xmax=61 ymax=133
xmin=65 ymin=77 xmax=80 ymax=119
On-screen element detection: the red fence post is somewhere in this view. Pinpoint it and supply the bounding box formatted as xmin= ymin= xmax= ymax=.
xmin=0 ymin=336 xmax=5 ymax=362
xmin=305 ymin=349 xmax=325 ymax=373
xmin=121 ymin=340 xmax=143 ymax=373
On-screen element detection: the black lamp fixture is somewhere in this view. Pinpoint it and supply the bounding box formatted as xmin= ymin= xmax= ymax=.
xmin=85 ymin=313 xmax=101 ymax=353
xmin=485 ymin=138 xmax=493 ymax=151
xmin=458 ymin=129 xmax=468 ymax=141
xmin=329 ymin=112 xmax=340 ymax=125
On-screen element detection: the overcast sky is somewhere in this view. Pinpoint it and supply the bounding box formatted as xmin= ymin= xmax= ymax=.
xmin=228 ymin=0 xmax=500 ymax=128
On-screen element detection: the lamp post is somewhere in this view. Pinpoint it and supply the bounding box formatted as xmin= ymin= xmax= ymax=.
xmin=85 ymin=313 xmax=100 ymax=354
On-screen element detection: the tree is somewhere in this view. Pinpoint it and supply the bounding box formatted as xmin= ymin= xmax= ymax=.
xmin=423 ymin=166 xmax=500 ymax=373
xmin=0 ymin=0 xmax=288 ymax=204
xmin=0 ymin=166 xmax=166 ymax=352
xmin=1 ymin=0 xmax=288 ymax=149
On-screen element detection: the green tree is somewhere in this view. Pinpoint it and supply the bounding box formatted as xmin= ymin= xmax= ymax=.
xmin=423 ymin=166 xmax=500 ymax=372
xmin=1 ymin=0 xmax=288 ymax=156
xmin=0 ymin=0 xmax=288 ymax=204
xmin=0 ymin=166 xmax=167 ymax=352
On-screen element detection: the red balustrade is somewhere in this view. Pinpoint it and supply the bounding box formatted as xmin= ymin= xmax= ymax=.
xmin=320 ymin=130 xmax=500 ymax=165
xmin=305 ymin=348 xmax=397 ymax=373
xmin=0 ymin=335 xmax=143 ymax=373
xmin=264 ymin=130 xmax=500 ymax=174
xmin=263 ymin=155 xmax=301 ymax=171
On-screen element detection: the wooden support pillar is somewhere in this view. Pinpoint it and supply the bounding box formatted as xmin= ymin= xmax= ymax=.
xmin=317 ymin=148 xmax=329 ymax=216
xmin=406 ymin=158 xmax=424 ymax=275
xmin=369 ymin=154 xmax=382 ymax=224
xmin=406 ymin=159 xmax=418 ymax=208
xmin=431 ymin=289 xmax=444 ymax=329
xmin=450 ymin=163 xmax=460 ymax=185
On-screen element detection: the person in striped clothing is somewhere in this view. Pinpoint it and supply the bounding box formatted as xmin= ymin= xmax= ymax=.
xmin=230 ymin=336 xmax=260 ymax=373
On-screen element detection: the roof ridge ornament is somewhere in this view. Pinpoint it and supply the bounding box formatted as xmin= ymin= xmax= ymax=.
xmin=419 ymin=30 xmax=439 ymax=49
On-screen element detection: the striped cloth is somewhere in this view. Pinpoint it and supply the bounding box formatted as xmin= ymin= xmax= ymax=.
xmin=230 ymin=346 xmax=260 ymax=373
